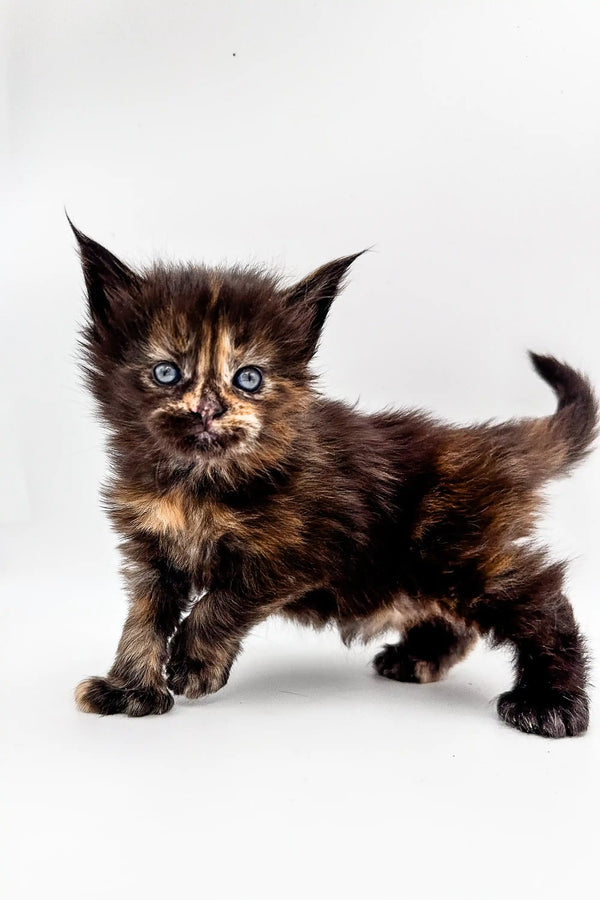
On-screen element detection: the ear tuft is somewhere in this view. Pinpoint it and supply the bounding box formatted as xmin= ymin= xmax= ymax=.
xmin=67 ymin=213 xmax=138 ymax=325
xmin=283 ymin=250 xmax=366 ymax=357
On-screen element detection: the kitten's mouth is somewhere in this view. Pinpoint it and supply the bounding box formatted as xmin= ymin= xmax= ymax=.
xmin=190 ymin=430 xmax=222 ymax=450
xmin=175 ymin=424 xmax=247 ymax=458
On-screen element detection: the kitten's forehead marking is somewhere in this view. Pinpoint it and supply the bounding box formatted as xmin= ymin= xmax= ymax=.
xmin=148 ymin=270 xmax=221 ymax=359
xmin=148 ymin=309 xmax=194 ymax=357
xmin=207 ymin=271 xmax=223 ymax=310
xmin=179 ymin=321 xmax=234 ymax=410
xmin=212 ymin=325 xmax=234 ymax=378
xmin=192 ymin=321 xmax=234 ymax=382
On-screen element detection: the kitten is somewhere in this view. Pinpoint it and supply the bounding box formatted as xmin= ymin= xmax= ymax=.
xmin=71 ymin=222 xmax=596 ymax=737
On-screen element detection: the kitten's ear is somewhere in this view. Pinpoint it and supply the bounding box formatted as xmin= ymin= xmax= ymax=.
xmin=283 ymin=251 xmax=365 ymax=357
xmin=67 ymin=215 xmax=138 ymax=325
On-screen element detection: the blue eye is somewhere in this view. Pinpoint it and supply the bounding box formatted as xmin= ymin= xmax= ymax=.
xmin=153 ymin=362 xmax=181 ymax=385
xmin=233 ymin=366 xmax=263 ymax=393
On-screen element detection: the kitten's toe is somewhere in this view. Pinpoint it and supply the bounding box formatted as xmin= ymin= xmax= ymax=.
xmin=166 ymin=658 xmax=230 ymax=699
xmin=497 ymin=688 xmax=589 ymax=738
xmin=125 ymin=686 xmax=174 ymax=716
xmin=75 ymin=677 xmax=126 ymax=714
xmin=74 ymin=677 xmax=173 ymax=717
xmin=373 ymin=643 xmax=442 ymax=684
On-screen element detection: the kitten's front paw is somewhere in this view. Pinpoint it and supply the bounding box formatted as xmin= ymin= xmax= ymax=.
xmin=497 ymin=687 xmax=589 ymax=738
xmin=74 ymin=677 xmax=174 ymax=717
xmin=166 ymin=657 xmax=230 ymax=699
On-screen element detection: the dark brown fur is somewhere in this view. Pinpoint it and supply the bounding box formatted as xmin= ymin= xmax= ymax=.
xmin=71 ymin=222 xmax=597 ymax=737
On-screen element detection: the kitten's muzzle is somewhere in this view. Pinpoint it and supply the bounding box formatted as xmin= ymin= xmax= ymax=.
xmin=191 ymin=396 xmax=227 ymax=432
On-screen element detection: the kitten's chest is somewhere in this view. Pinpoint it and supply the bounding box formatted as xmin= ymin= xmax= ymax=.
xmin=113 ymin=483 xmax=304 ymax=581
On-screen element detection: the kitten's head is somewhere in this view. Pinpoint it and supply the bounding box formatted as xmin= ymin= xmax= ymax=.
xmin=72 ymin=222 xmax=362 ymax=477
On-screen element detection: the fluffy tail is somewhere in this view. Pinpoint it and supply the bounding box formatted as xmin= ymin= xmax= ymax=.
xmin=529 ymin=351 xmax=598 ymax=471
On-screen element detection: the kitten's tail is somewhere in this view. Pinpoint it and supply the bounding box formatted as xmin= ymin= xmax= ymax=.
xmin=529 ymin=351 xmax=598 ymax=474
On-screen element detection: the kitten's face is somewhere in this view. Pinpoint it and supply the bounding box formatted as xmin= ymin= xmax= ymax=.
xmin=131 ymin=280 xmax=305 ymax=463
xmin=147 ymin=316 xmax=268 ymax=459
xmin=72 ymin=224 xmax=362 ymax=475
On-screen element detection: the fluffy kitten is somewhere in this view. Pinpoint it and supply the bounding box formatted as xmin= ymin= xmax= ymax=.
xmin=71 ymin=223 xmax=596 ymax=737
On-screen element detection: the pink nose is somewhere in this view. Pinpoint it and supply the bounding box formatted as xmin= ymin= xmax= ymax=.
xmin=192 ymin=396 xmax=226 ymax=430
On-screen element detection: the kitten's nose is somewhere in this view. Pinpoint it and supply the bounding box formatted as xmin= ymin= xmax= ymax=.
xmin=193 ymin=396 xmax=226 ymax=430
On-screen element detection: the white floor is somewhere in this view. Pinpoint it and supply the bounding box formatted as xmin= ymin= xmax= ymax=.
xmin=2 ymin=557 xmax=599 ymax=900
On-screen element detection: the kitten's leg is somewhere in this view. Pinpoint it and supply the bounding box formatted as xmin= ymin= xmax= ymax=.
xmin=476 ymin=557 xmax=589 ymax=738
xmin=166 ymin=592 xmax=266 ymax=699
xmin=373 ymin=616 xmax=477 ymax=684
xmin=75 ymin=560 xmax=190 ymax=716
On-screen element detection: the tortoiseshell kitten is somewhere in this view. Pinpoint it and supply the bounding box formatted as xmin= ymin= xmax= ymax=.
xmin=71 ymin=222 xmax=596 ymax=738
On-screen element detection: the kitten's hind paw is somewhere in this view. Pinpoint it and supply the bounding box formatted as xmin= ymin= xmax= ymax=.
xmin=497 ymin=687 xmax=589 ymax=738
xmin=74 ymin=677 xmax=174 ymax=717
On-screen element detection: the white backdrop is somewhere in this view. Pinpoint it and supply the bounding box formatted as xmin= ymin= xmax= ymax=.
xmin=2 ymin=2 xmax=600 ymax=899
